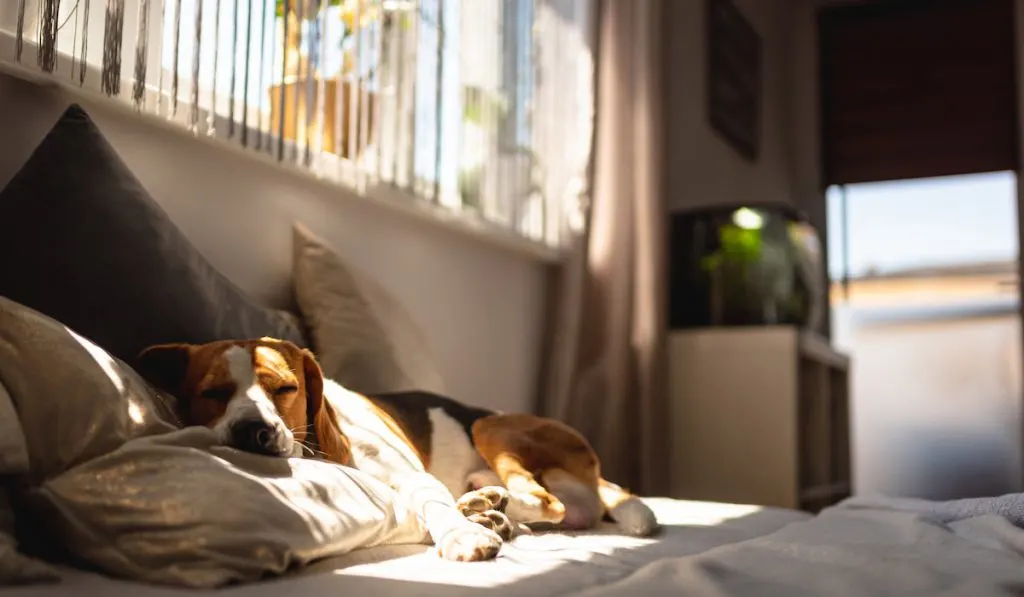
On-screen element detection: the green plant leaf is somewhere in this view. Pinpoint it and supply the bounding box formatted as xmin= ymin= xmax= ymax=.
xmin=275 ymin=0 xmax=345 ymax=20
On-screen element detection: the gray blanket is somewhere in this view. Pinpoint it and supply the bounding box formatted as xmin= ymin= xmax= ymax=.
xmin=565 ymin=494 xmax=1024 ymax=597
xmin=839 ymin=491 xmax=1024 ymax=526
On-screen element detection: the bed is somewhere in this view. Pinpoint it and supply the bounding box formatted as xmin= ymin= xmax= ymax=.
xmin=3 ymin=500 xmax=805 ymax=596
xmin=11 ymin=494 xmax=1024 ymax=596
xmin=3 ymin=94 xmax=1024 ymax=597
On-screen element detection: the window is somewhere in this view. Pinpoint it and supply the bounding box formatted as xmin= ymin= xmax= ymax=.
xmin=0 ymin=0 xmax=594 ymax=249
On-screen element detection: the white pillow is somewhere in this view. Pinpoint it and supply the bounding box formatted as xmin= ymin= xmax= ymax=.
xmin=29 ymin=427 xmax=429 ymax=588
xmin=292 ymin=222 xmax=446 ymax=395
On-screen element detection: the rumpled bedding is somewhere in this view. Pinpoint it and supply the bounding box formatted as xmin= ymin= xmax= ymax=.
xmin=569 ymin=495 xmax=1024 ymax=597
xmin=29 ymin=427 xmax=430 ymax=587
xmin=0 ymin=296 xmax=428 ymax=588
xmin=9 ymin=494 xmax=1024 ymax=597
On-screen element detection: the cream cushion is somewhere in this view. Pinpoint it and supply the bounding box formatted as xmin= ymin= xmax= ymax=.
xmin=292 ymin=222 xmax=446 ymax=395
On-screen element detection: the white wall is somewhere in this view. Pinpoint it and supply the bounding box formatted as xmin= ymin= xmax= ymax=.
xmin=661 ymin=0 xmax=797 ymax=212
xmin=0 ymin=73 xmax=548 ymax=414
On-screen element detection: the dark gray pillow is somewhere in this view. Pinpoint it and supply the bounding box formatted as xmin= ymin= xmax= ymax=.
xmin=0 ymin=104 xmax=307 ymax=362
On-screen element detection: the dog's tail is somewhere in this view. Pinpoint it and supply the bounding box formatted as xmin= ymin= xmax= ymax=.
xmin=598 ymin=478 xmax=660 ymax=537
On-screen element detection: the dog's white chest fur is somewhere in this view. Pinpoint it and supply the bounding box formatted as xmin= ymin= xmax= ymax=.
xmin=323 ymin=380 xmax=425 ymax=482
xmin=426 ymin=408 xmax=485 ymax=498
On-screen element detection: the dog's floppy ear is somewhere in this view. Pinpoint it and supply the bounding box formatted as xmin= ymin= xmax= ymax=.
xmin=135 ymin=343 xmax=193 ymax=393
xmin=302 ymin=349 xmax=351 ymax=466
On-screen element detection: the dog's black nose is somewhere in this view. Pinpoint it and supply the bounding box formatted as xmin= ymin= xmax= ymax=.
xmin=231 ymin=419 xmax=279 ymax=455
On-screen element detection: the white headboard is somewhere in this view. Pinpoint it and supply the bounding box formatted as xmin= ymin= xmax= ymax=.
xmin=0 ymin=73 xmax=549 ymax=414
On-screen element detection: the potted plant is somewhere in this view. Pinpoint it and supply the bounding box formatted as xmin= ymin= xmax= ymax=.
xmin=269 ymin=0 xmax=388 ymax=158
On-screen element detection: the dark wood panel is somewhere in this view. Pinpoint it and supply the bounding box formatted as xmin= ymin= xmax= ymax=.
xmin=819 ymin=0 xmax=1018 ymax=185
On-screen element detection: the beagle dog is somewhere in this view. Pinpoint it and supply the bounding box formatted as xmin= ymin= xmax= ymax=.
xmin=135 ymin=338 xmax=658 ymax=561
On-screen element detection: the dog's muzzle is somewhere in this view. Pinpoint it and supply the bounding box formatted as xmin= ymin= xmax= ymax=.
xmin=230 ymin=419 xmax=290 ymax=457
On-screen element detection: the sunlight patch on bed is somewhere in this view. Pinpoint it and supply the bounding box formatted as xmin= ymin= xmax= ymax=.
xmin=334 ymin=532 xmax=656 ymax=588
xmin=333 ymin=554 xmax=563 ymax=587
xmin=643 ymin=498 xmax=764 ymax=527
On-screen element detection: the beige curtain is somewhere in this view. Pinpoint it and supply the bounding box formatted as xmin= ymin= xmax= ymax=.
xmin=538 ymin=0 xmax=669 ymax=497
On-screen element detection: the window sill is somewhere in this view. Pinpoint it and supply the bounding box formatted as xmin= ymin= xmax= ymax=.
xmin=0 ymin=32 xmax=567 ymax=266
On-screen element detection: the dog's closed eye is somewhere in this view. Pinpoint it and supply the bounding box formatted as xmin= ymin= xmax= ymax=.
xmin=200 ymin=387 xmax=234 ymax=402
xmin=275 ymin=385 xmax=298 ymax=396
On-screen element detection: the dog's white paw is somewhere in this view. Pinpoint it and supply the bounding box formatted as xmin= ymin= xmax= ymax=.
xmin=436 ymin=523 xmax=503 ymax=562
xmin=457 ymin=486 xmax=511 ymax=515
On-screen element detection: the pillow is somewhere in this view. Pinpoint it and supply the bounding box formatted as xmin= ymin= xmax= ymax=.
xmin=26 ymin=427 xmax=429 ymax=588
xmin=0 ymin=104 xmax=307 ymax=365
xmin=0 ymin=296 xmax=178 ymax=485
xmin=0 ymin=379 xmax=61 ymax=585
xmin=0 ymin=297 xmax=428 ymax=587
xmin=292 ymin=223 xmax=446 ymax=395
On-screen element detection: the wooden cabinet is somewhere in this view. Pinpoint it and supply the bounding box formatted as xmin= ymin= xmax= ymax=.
xmin=667 ymin=326 xmax=851 ymax=512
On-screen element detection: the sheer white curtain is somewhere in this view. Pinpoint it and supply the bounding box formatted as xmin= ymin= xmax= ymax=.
xmin=537 ymin=0 xmax=668 ymax=496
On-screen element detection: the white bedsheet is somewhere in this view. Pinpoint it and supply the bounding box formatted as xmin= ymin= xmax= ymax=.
xmin=13 ymin=495 xmax=1024 ymax=596
xmin=4 ymin=499 xmax=807 ymax=596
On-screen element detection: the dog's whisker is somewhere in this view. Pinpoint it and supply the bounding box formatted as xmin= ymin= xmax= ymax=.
xmin=297 ymin=440 xmax=326 ymax=458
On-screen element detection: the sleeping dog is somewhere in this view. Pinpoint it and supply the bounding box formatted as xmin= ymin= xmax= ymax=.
xmin=135 ymin=337 xmax=658 ymax=561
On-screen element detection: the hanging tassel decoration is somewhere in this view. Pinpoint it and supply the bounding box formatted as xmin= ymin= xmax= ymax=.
xmin=303 ymin=0 xmax=317 ymax=167
xmin=156 ymin=0 xmax=167 ymax=112
xmin=171 ymin=0 xmax=183 ymax=115
xmin=101 ymin=0 xmax=126 ymax=96
xmin=256 ymin=0 xmax=271 ymax=150
xmin=188 ymin=0 xmax=203 ymax=130
xmin=432 ymin=0 xmax=445 ymax=203
xmin=15 ymin=0 xmax=27 ymax=62
xmin=207 ymin=0 xmax=222 ymax=134
xmin=133 ymin=0 xmax=152 ymax=109
xmin=228 ymin=0 xmax=241 ymax=137
xmin=241 ymin=0 xmax=255 ymax=147
xmin=277 ymin=0 xmax=290 ymax=160
xmin=291 ymin=0 xmax=304 ymax=164
xmin=314 ymin=0 xmax=329 ymax=170
xmin=79 ymin=0 xmax=91 ymax=84
xmin=71 ymin=0 xmax=79 ymax=77
xmin=38 ymin=0 xmax=61 ymax=73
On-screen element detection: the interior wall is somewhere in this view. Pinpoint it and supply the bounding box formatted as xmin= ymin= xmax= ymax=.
xmin=661 ymin=0 xmax=797 ymax=213
xmin=0 ymin=73 xmax=547 ymax=414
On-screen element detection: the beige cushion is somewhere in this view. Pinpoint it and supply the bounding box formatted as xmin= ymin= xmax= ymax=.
xmin=292 ymin=222 xmax=446 ymax=395
xmin=31 ymin=427 xmax=428 ymax=588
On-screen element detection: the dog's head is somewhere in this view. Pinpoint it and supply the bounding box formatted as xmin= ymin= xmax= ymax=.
xmin=135 ymin=337 xmax=350 ymax=465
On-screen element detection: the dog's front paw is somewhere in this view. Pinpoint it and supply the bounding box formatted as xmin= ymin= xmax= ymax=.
xmin=457 ymin=485 xmax=511 ymax=515
xmin=436 ymin=524 xmax=503 ymax=562
xmin=467 ymin=509 xmax=515 ymax=541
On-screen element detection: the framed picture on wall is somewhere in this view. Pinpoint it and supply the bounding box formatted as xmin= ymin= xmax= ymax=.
xmin=706 ymin=0 xmax=762 ymax=162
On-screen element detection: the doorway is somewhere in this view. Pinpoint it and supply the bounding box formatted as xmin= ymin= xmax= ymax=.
xmin=827 ymin=171 xmax=1022 ymax=500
